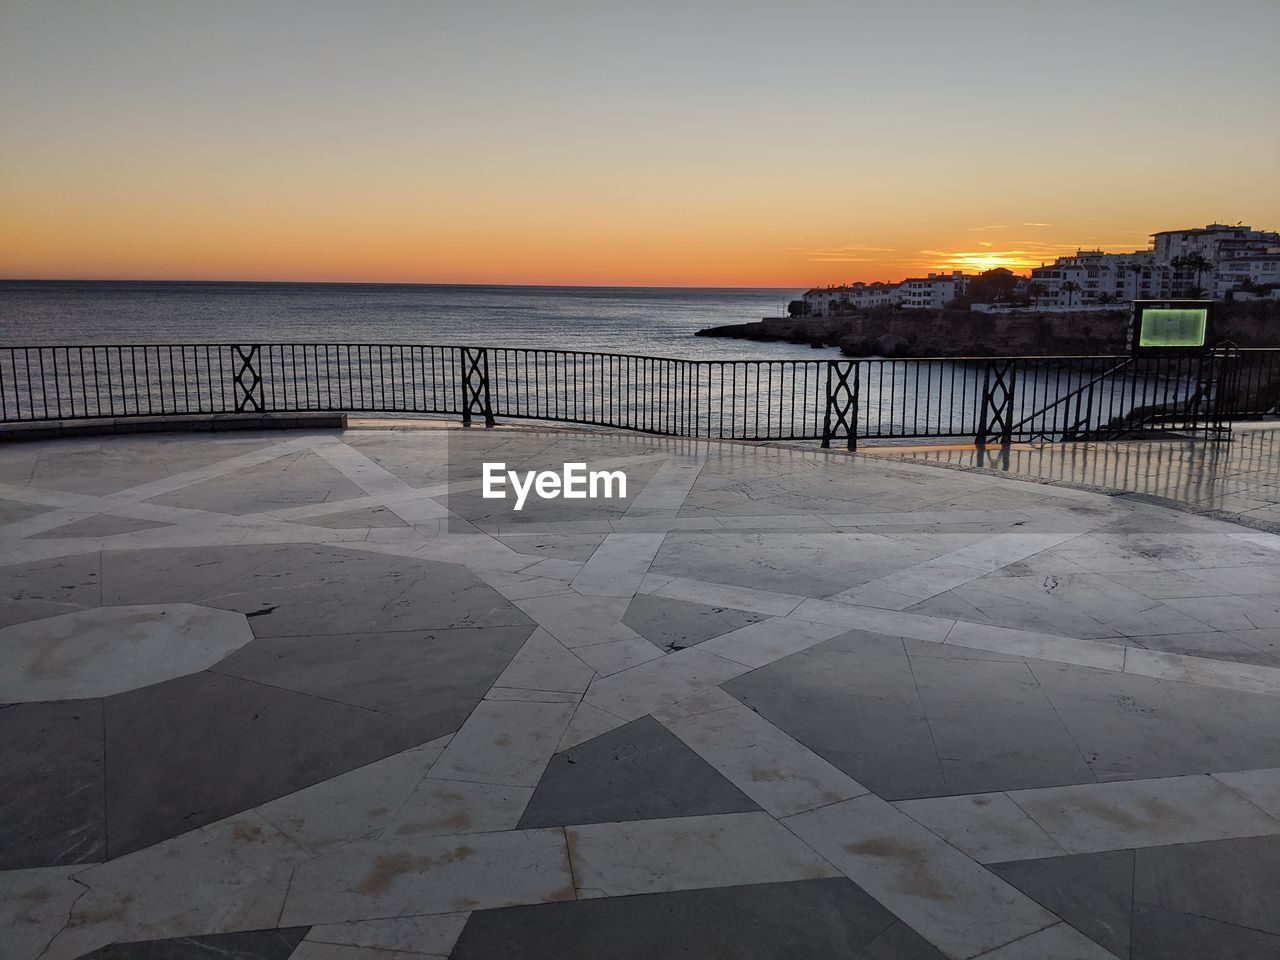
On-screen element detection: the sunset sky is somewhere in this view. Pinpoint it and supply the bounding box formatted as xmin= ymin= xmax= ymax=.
xmin=2 ymin=0 xmax=1277 ymax=287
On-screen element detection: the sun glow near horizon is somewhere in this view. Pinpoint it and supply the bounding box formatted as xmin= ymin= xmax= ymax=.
xmin=1 ymin=0 xmax=1277 ymax=289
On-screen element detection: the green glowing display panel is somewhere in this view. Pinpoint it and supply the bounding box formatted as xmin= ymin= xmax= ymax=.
xmin=1131 ymin=301 xmax=1214 ymax=355
xmin=1138 ymin=308 xmax=1208 ymax=348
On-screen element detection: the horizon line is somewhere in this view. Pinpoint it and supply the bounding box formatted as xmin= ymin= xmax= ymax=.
xmin=0 ymin=276 xmax=812 ymax=291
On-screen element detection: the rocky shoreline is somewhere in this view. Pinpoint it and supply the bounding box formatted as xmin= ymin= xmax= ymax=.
xmin=697 ymin=301 xmax=1280 ymax=358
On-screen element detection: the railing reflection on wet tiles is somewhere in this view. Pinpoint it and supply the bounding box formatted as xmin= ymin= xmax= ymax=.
xmin=1 ymin=343 xmax=1276 ymax=449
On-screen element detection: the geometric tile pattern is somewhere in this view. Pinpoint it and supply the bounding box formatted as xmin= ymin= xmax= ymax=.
xmin=991 ymin=834 xmax=1280 ymax=959
xmin=517 ymin=716 xmax=760 ymax=828
xmin=450 ymin=878 xmax=948 ymax=959
xmin=2 ymin=426 xmax=1280 ymax=959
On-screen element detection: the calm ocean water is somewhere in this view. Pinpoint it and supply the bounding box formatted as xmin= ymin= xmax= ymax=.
xmin=0 ymin=280 xmax=814 ymax=360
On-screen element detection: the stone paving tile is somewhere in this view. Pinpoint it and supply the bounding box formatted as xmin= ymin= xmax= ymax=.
xmin=660 ymin=702 xmax=868 ymax=818
xmin=567 ymin=812 xmax=838 ymax=898
xmin=582 ymin=647 xmax=751 ymax=721
xmin=493 ymin=532 xmax=608 ymax=561
xmin=0 ymin=551 xmax=101 ymax=628
xmin=989 ymin=850 xmax=1134 ymax=960
xmin=304 ymin=914 xmax=469 ymax=956
xmin=519 ymin=716 xmax=759 ymax=829
xmin=651 ymin=575 xmax=806 ymax=616
xmin=725 ymin=630 xmax=947 ymax=800
xmin=1 ymin=699 xmax=106 ymax=870
xmin=971 ymin=923 xmax=1119 ymax=959
xmin=1134 ymin=834 xmax=1280 ymax=936
xmin=280 ymin=828 xmax=574 ymax=925
xmin=103 ymin=671 xmax=429 ymax=857
xmin=451 ymin=879 xmax=946 ymax=960
xmin=696 ymin=616 xmax=852 ymax=668
xmin=1027 ymin=661 xmax=1280 ymax=782
xmin=255 ymin=737 xmax=450 ymax=852
xmin=1 ymin=604 xmax=254 ymax=704
xmin=430 ymin=699 xmax=577 ymax=788
xmin=75 ymin=927 xmax=309 ymax=960
xmin=896 ymin=793 xmax=1067 ymax=864
xmin=511 ymin=594 xmax=640 ymax=648
xmin=785 ymin=794 xmax=1060 ymax=960
xmin=620 ymin=593 xmax=767 ymax=651
xmin=1130 ymin=903 xmax=1280 ymax=960
xmin=491 ymin=627 xmax=595 ymax=693
xmin=569 ymin=532 xmax=665 ymax=598
xmin=39 ymin=813 xmax=308 ymax=960
xmin=382 ymin=778 xmax=533 ymax=841
xmin=555 ymin=701 xmax=628 ymax=752
xmin=1008 ymin=774 xmax=1280 ymax=854
xmin=213 ymin=624 xmax=533 ymax=729
xmin=0 ymin=863 xmax=94 ymax=960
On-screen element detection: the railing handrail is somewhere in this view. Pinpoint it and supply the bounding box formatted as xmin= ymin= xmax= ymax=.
xmin=2 ymin=342 xmax=1277 ymax=448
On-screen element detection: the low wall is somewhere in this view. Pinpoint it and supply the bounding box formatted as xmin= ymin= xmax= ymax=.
xmin=0 ymin=411 xmax=348 ymax=443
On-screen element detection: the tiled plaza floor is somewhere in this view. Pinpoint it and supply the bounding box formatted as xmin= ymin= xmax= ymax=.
xmin=3 ymin=426 xmax=1280 ymax=959
xmin=864 ymin=422 xmax=1280 ymax=533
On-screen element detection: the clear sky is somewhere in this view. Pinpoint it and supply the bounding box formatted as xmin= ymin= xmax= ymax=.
xmin=2 ymin=0 xmax=1277 ymax=287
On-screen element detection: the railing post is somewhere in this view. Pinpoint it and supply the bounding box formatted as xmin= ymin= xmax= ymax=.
xmin=820 ymin=359 xmax=858 ymax=451
xmin=459 ymin=347 xmax=494 ymax=428
xmin=232 ymin=345 xmax=263 ymax=412
xmin=975 ymin=359 xmax=1014 ymax=448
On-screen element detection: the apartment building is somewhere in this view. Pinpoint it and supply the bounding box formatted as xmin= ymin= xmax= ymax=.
xmin=898 ymin=272 xmax=968 ymax=310
xmin=801 ymin=281 xmax=900 ymax=315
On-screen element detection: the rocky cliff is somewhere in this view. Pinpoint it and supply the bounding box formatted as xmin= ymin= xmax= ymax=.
xmin=697 ymin=301 xmax=1280 ymax=357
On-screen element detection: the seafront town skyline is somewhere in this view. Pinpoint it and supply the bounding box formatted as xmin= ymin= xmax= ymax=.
xmin=800 ymin=222 xmax=1280 ymax=312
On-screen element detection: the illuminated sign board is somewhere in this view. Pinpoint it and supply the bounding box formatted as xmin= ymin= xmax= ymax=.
xmin=1130 ymin=301 xmax=1213 ymax=355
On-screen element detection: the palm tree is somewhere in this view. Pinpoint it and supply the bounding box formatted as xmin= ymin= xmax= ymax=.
xmin=1182 ymin=253 xmax=1212 ymax=296
xmin=1171 ymin=253 xmax=1212 ymax=296
xmin=1062 ymin=281 xmax=1081 ymax=307
xmin=1028 ymin=282 xmax=1047 ymax=307
xmin=1126 ymin=263 xmax=1145 ymax=301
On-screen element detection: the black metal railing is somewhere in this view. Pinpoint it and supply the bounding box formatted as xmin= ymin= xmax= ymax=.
xmin=1 ymin=343 xmax=1276 ymax=448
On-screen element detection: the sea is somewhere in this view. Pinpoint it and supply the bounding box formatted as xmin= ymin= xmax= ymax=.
xmin=0 ymin=280 xmax=815 ymax=360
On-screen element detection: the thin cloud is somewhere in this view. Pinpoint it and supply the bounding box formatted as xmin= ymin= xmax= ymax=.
xmin=1022 ymin=222 xmax=1052 ymax=227
xmin=967 ymin=225 xmax=1009 ymax=232
xmin=789 ymin=243 xmax=896 ymax=263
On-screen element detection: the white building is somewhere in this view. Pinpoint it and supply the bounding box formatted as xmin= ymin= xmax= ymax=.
xmin=898 ymin=272 xmax=968 ymax=310
xmin=1030 ymin=251 xmax=1168 ymax=306
xmin=1152 ymin=224 xmax=1280 ymax=296
xmin=801 ymin=281 xmax=900 ymax=315
xmin=1215 ymin=247 xmax=1280 ymax=298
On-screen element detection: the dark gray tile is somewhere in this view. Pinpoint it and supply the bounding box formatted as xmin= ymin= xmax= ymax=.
xmin=1027 ymin=660 xmax=1280 ymax=782
xmin=103 ymin=671 xmax=427 ymax=856
xmin=204 ymin=549 xmax=532 ymax=637
xmin=100 ymin=545 xmax=291 ymax=607
xmin=0 ymin=700 xmax=106 ymax=869
xmin=517 ymin=716 xmax=759 ymax=829
xmin=300 ymin=505 xmax=408 ymax=529
xmin=0 ymin=497 xmax=56 ymax=525
xmin=991 ymin=850 xmax=1134 ymax=960
xmin=1135 ymin=835 xmax=1280 ymax=937
xmin=31 ymin=514 xmax=171 ymax=539
xmin=494 ymin=533 xmax=608 ymax=562
xmin=78 ymin=927 xmax=308 ymax=959
xmin=1131 ymin=902 xmax=1280 ymax=960
xmin=212 ymin=624 xmax=534 ymax=728
xmin=147 ymin=449 xmax=365 ymax=515
xmin=621 ymin=594 xmax=767 ymax=652
xmin=724 ymin=631 xmax=948 ymax=801
xmin=0 ymin=552 xmax=100 ymax=628
xmin=451 ymin=878 xmax=946 ymax=960
xmin=909 ymin=657 xmax=1096 ymax=795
